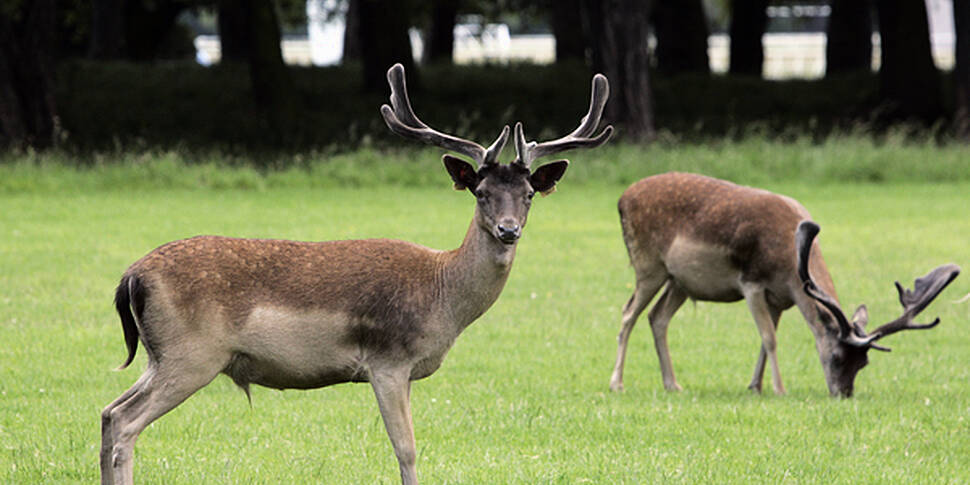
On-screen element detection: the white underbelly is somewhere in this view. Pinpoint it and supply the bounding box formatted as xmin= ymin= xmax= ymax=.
xmin=664 ymin=235 xmax=744 ymax=302
xmin=232 ymin=306 xmax=366 ymax=388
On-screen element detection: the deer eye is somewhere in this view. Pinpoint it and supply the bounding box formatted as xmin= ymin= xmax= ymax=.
xmin=526 ymin=191 xmax=535 ymax=200
xmin=476 ymin=191 xmax=490 ymax=201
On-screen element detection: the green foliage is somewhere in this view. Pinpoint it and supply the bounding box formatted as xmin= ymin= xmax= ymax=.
xmin=51 ymin=61 xmax=895 ymax=154
xmin=1 ymin=173 xmax=968 ymax=483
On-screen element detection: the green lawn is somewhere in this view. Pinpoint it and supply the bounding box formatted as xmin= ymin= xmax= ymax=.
xmin=1 ymin=156 xmax=969 ymax=483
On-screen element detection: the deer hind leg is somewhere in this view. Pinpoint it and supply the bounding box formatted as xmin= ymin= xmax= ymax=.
xmin=100 ymin=355 xmax=225 ymax=485
xmin=610 ymin=272 xmax=668 ymax=392
xmin=748 ymin=305 xmax=783 ymax=393
xmin=100 ymin=372 xmax=152 ymax=485
xmin=370 ymin=367 xmax=418 ymax=485
xmin=743 ymin=288 xmax=786 ymax=395
xmin=646 ymin=282 xmax=688 ymax=391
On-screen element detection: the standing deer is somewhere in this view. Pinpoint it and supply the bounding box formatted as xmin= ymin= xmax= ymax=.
xmin=99 ymin=64 xmax=612 ymax=485
xmin=608 ymin=172 xmax=959 ymax=397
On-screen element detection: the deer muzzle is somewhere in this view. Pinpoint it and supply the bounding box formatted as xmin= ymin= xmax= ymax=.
xmin=496 ymin=222 xmax=521 ymax=244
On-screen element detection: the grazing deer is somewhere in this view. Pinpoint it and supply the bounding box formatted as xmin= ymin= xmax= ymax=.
xmin=99 ymin=64 xmax=612 ymax=485
xmin=608 ymin=172 xmax=959 ymax=397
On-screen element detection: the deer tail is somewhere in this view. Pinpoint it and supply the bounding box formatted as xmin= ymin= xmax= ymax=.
xmin=113 ymin=274 xmax=145 ymax=370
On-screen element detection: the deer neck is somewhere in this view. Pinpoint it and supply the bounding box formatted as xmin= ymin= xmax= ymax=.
xmin=439 ymin=207 xmax=518 ymax=329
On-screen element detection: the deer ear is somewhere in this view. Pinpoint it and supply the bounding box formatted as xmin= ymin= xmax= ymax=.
xmin=529 ymin=160 xmax=569 ymax=196
xmin=443 ymin=155 xmax=480 ymax=191
xmin=851 ymin=304 xmax=869 ymax=329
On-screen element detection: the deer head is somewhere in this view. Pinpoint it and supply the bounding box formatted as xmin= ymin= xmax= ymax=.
xmin=380 ymin=63 xmax=612 ymax=246
xmin=796 ymin=220 xmax=960 ymax=397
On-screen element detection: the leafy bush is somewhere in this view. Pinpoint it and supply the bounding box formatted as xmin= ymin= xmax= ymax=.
xmin=53 ymin=61 xmax=896 ymax=154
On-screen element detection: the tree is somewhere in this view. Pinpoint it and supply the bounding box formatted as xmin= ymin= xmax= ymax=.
xmin=87 ymin=0 xmax=194 ymax=61
xmin=728 ymin=0 xmax=768 ymax=76
xmin=215 ymin=0 xmax=299 ymax=140
xmin=124 ymin=0 xmax=192 ymax=60
xmin=425 ymin=0 xmax=458 ymax=64
xmin=217 ymin=0 xmax=249 ymax=62
xmin=583 ymin=0 xmax=656 ymax=141
xmin=343 ymin=0 xmax=362 ymax=63
xmin=88 ymin=0 xmax=126 ymax=59
xmin=550 ymin=0 xmax=586 ymax=62
xmin=244 ymin=0 xmax=299 ymax=137
xmin=954 ymin=0 xmax=970 ymax=139
xmin=873 ymin=0 xmax=942 ymax=122
xmin=358 ymin=0 xmax=414 ymax=92
xmin=653 ymin=0 xmax=709 ymax=74
xmin=825 ymin=0 xmax=873 ymax=76
xmin=0 ymin=0 xmax=58 ymax=149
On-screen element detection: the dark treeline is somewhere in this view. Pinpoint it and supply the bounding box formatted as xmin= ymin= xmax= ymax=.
xmin=1 ymin=0 xmax=968 ymax=152
xmin=53 ymin=62 xmax=887 ymax=153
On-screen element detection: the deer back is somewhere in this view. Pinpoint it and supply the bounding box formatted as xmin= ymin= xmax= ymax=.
xmin=618 ymin=172 xmax=838 ymax=303
xmin=126 ymin=236 xmax=447 ymax=354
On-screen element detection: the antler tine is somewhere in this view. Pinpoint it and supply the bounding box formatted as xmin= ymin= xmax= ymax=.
xmin=795 ymin=221 xmax=857 ymax=341
xmin=513 ymin=122 xmax=536 ymax=166
xmin=570 ymin=74 xmax=610 ymax=138
xmin=483 ymin=125 xmax=510 ymax=166
xmin=381 ymin=63 xmax=507 ymax=168
xmin=514 ymin=73 xmax=614 ymax=168
xmin=866 ymin=264 xmax=960 ymax=342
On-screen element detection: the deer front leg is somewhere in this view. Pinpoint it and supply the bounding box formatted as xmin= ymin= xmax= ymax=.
xmin=743 ymin=288 xmax=786 ymax=394
xmin=370 ymin=367 xmax=418 ymax=485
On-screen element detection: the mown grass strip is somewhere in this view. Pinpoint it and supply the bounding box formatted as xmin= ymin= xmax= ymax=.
xmin=2 ymin=135 xmax=969 ymax=194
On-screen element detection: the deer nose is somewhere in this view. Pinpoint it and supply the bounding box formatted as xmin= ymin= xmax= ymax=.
xmin=496 ymin=223 xmax=521 ymax=244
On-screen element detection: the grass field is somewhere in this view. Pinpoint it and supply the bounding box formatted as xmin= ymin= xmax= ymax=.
xmin=1 ymin=143 xmax=969 ymax=483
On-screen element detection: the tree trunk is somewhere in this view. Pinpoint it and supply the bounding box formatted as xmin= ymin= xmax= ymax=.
xmin=123 ymin=1 xmax=188 ymax=61
xmin=825 ymin=0 xmax=873 ymax=76
xmin=426 ymin=0 xmax=457 ymax=64
xmin=874 ymin=0 xmax=942 ymax=122
xmin=243 ymin=0 xmax=299 ymax=140
xmin=358 ymin=0 xmax=414 ymax=92
xmin=551 ymin=0 xmax=587 ymax=63
xmin=343 ymin=0 xmax=362 ymax=63
xmin=654 ymin=0 xmax=709 ymax=74
xmin=218 ymin=0 xmax=249 ymax=63
xmin=954 ymin=0 xmax=970 ymax=139
xmin=88 ymin=0 xmax=126 ymax=59
xmin=0 ymin=0 xmax=58 ymax=150
xmin=584 ymin=0 xmax=656 ymax=142
xmin=581 ymin=0 xmax=607 ymax=74
xmin=728 ymin=0 xmax=768 ymax=76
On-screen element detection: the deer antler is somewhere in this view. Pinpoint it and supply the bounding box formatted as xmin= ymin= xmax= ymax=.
xmin=864 ymin=264 xmax=961 ymax=344
xmin=380 ymin=63 xmax=509 ymax=168
xmin=795 ymin=221 xmax=867 ymax=344
xmin=513 ymin=73 xmax=614 ymax=169
xmin=797 ymin=221 xmax=960 ymax=351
